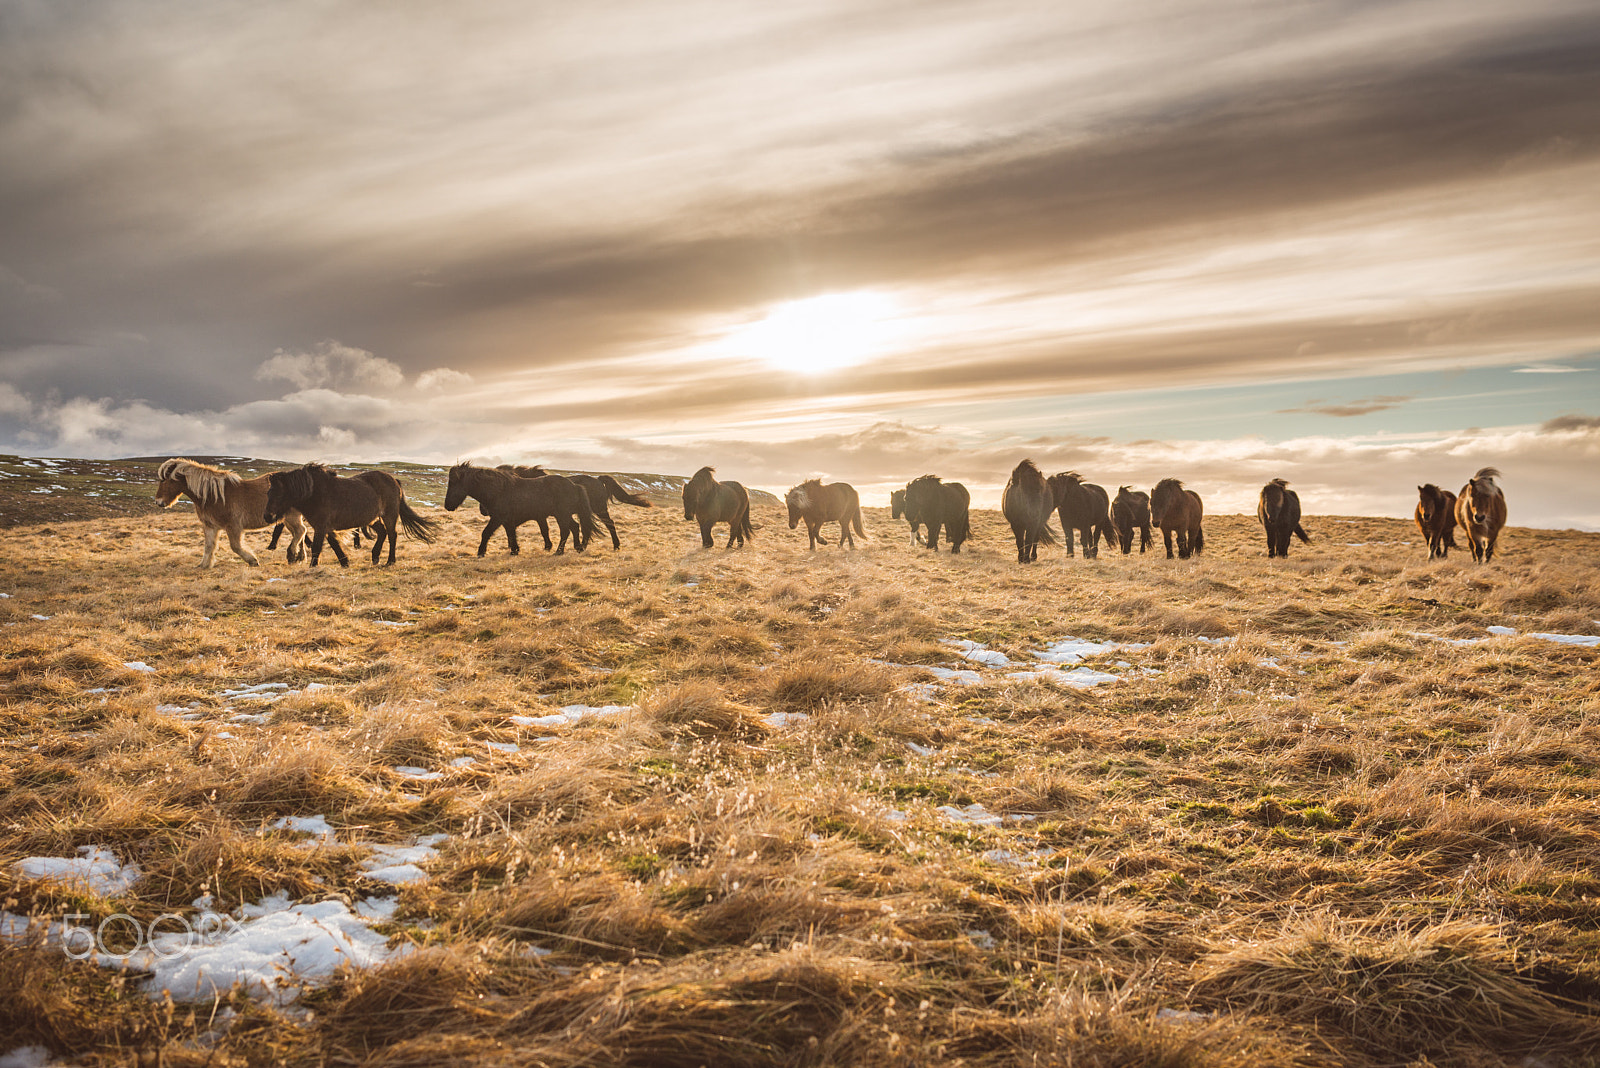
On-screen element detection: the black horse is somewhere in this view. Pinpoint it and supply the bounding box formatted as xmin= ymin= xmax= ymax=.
xmin=683 ymin=466 xmax=753 ymax=549
xmin=1048 ymin=472 xmax=1112 ymax=558
xmin=901 ymin=475 xmax=971 ymax=553
xmin=263 ymin=464 xmax=437 ymax=567
xmin=507 ymin=466 xmax=652 ymax=550
xmin=1109 ymin=486 xmax=1152 ymax=555
xmin=446 ymin=463 xmax=596 ymax=555
xmin=1257 ymin=479 xmax=1311 ymax=558
xmin=1002 ymin=459 xmax=1056 ymax=564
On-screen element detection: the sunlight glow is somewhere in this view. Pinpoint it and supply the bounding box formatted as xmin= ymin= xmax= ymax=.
xmin=739 ymin=292 xmax=900 ymax=373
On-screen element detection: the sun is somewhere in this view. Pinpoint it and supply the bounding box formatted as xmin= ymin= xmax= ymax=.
xmin=738 ymin=291 xmax=898 ymax=373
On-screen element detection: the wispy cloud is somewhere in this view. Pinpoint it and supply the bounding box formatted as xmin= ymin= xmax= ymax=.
xmin=1278 ymin=395 xmax=1414 ymax=418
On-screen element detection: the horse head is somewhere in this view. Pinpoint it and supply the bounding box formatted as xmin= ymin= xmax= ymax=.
xmin=891 ymin=489 xmax=905 ymax=520
xmin=683 ymin=467 xmax=714 ymax=520
xmin=263 ymin=465 xmax=314 ymax=522
xmin=785 ymin=485 xmax=808 ymax=529
xmin=155 ymin=459 xmax=188 ymax=507
xmin=444 ymin=462 xmax=473 ymax=512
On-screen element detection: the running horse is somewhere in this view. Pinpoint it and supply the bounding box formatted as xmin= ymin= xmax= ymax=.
xmin=446 ymin=463 xmax=596 ymax=556
xmin=264 ymin=463 xmax=437 ymax=566
xmin=1150 ymin=478 xmax=1204 ymax=559
xmin=507 ymin=465 xmax=652 ymax=550
xmin=902 ymin=475 xmax=971 ymax=554
xmin=682 ymin=466 xmax=753 ymax=549
xmin=1256 ymin=478 xmax=1311 ymax=558
xmin=1455 ymin=467 xmax=1507 ymax=563
xmin=1414 ymin=483 xmax=1459 ymax=560
xmin=155 ymin=458 xmax=306 ymax=568
xmin=785 ymin=479 xmax=866 ymax=550
xmin=1001 ymin=459 xmax=1056 ymax=563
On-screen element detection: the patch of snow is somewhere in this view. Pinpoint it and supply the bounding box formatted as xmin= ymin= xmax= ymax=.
xmin=0 ymin=1045 xmax=53 ymax=1068
xmin=920 ymin=665 xmax=983 ymax=686
xmin=936 ymin=803 xmax=1004 ymax=827
xmin=269 ymin=816 xmax=336 ymax=841
xmin=1006 ymin=666 xmax=1120 ymax=688
xmin=355 ymin=896 xmax=399 ymax=921
xmin=1156 ymin=1008 xmax=1212 ymax=1023
xmin=762 ymin=711 xmax=810 ymax=728
xmin=511 ymin=703 xmax=631 ymax=728
xmin=450 ymin=756 xmax=476 ymax=768
xmin=1486 ymin=625 xmax=1517 ymax=636
xmin=483 ymin=741 xmax=519 ymax=753
xmin=942 ymin=639 xmax=1010 ymax=667
xmin=905 ymin=742 xmax=937 ymax=757
xmin=30 ymin=614 xmax=49 ymax=621
xmin=12 ymin=847 xmax=139 ymax=895
xmin=1526 ymin=631 xmax=1600 ymax=647
xmin=964 ymin=928 xmax=997 ymax=950
xmin=1034 ymin=636 xmax=1149 ymax=664
xmin=392 ymin=766 xmax=443 ymax=780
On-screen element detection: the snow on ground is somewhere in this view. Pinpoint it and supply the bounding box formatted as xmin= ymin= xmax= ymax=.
xmin=359 ymin=834 xmax=448 ymax=886
xmin=12 ymin=847 xmax=140 ymax=895
xmin=1414 ymin=626 xmax=1600 ymax=648
xmin=942 ymin=639 xmax=1010 ymax=667
xmin=510 ymin=704 xmax=632 ymax=729
xmin=393 ymin=766 xmax=444 ymax=781
xmin=762 ymin=711 xmax=810 ymax=728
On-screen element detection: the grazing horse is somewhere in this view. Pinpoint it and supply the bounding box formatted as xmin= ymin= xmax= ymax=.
xmin=155 ymin=458 xmax=306 ymax=568
xmin=890 ymin=489 xmax=923 ymax=546
xmin=1456 ymin=467 xmax=1507 ymax=563
xmin=1257 ymin=479 xmax=1311 ymax=558
xmin=682 ymin=467 xmax=753 ymax=549
xmin=264 ymin=464 xmax=437 ymax=566
xmin=903 ymin=475 xmax=971 ymax=553
xmin=1414 ymin=484 xmax=1459 ymax=560
xmin=1002 ymin=459 xmax=1056 ymax=563
xmin=446 ymin=463 xmax=595 ymax=556
xmin=785 ymin=479 xmax=866 ymax=550
xmin=507 ymin=465 xmax=652 ymax=550
xmin=1109 ymin=486 xmax=1152 ymax=555
xmin=1150 ymin=478 xmax=1205 ymax=559
xmin=1047 ymin=472 xmax=1113 ymax=558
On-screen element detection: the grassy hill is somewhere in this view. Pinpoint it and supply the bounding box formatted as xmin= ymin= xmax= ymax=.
xmin=1 ymin=468 xmax=1598 ymax=1066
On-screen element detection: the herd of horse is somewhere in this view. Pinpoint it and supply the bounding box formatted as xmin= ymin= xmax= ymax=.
xmin=151 ymin=457 xmax=1509 ymax=569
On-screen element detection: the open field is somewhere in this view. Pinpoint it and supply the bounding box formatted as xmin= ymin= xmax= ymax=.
xmin=3 ymin=475 xmax=1600 ymax=1067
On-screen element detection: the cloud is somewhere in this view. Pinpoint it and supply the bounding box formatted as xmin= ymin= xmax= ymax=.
xmin=416 ymin=368 xmax=474 ymax=392
xmin=1277 ymin=395 xmax=1414 ymax=418
xmin=255 ymin=341 xmax=405 ymax=394
xmin=1540 ymin=413 xmax=1600 ymax=432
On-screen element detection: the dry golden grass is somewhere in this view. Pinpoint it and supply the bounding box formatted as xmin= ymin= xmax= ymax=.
xmin=2 ymin=491 xmax=1599 ymax=1066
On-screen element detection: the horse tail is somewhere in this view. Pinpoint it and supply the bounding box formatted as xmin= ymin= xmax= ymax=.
xmin=1193 ymin=525 xmax=1205 ymax=554
xmin=396 ymin=498 xmax=438 ymax=543
xmin=739 ymin=499 xmax=755 ymax=541
xmin=1293 ymin=523 xmax=1311 ymax=543
xmin=1038 ymin=523 xmax=1058 ymax=546
xmin=851 ymin=502 xmax=867 ymax=540
xmin=575 ymin=492 xmax=598 ymax=550
xmin=598 ymin=474 xmax=652 ymax=508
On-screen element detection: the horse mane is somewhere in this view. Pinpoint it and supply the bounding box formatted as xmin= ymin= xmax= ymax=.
xmin=1049 ymin=470 xmax=1084 ymax=487
xmin=800 ymin=477 xmax=824 ymax=489
xmin=1011 ymin=459 xmax=1044 ymax=482
xmin=1153 ymin=477 xmax=1185 ymax=496
xmin=909 ymin=474 xmax=942 ymax=488
xmin=1472 ymin=467 xmax=1503 ymax=484
xmin=158 ymin=458 xmax=241 ymax=505
xmin=1268 ymin=478 xmax=1290 ymax=488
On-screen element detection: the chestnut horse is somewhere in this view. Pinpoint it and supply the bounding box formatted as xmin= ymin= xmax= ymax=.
xmin=1109 ymin=486 xmax=1152 ymax=555
xmin=683 ymin=467 xmax=753 ymax=549
xmin=1150 ymin=478 xmax=1204 ymax=559
xmin=506 ymin=466 xmax=652 ymax=550
xmin=1002 ymin=459 xmax=1056 ymax=563
xmin=1456 ymin=467 xmax=1507 ymax=563
xmin=1413 ymin=484 xmax=1458 ymax=560
xmin=265 ymin=463 xmax=437 ymax=566
xmin=155 ymin=458 xmax=306 ymax=568
xmin=1257 ymin=478 xmax=1311 ymax=558
xmin=903 ymin=475 xmax=971 ymax=554
xmin=446 ymin=463 xmax=595 ymax=556
xmin=1048 ymin=472 xmax=1113 ymax=558
xmin=785 ymin=479 xmax=865 ymax=550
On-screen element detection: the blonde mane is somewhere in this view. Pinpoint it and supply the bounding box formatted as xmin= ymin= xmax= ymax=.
xmin=158 ymin=458 xmax=242 ymax=505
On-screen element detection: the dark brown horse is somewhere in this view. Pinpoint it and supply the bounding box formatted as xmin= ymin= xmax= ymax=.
xmin=1047 ymin=472 xmax=1112 ymax=558
xmin=1456 ymin=467 xmax=1507 ymax=563
xmin=902 ymin=475 xmax=971 ymax=554
xmin=1109 ymin=486 xmax=1152 ymax=555
xmin=507 ymin=465 xmax=653 ymax=550
xmin=1149 ymin=478 xmax=1204 ymax=559
xmin=785 ymin=479 xmax=865 ymax=550
xmin=1002 ymin=459 xmax=1056 ymax=563
xmin=264 ymin=464 xmax=437 ymax=566
xmin=890 ymin=488 xmax=922 ymax=545
xmin=1414 ymin=483 xmax=1459 ymax=560
xmin=446 ymin=463 xmax=595 ymax=555
xmin=683 ymin=466 xmax=753 ymax=549
xmin=1257 ymin=478 xmax=1310 ymax=558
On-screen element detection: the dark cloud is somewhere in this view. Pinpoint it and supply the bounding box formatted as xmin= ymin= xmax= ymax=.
xmin=1540 ymin=413 xmax=1600 ymax=432
xmin=1278 ymin=395 xmax=1415 ymax=418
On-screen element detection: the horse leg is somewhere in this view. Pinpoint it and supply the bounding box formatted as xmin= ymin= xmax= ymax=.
xmin=267 ymin=524 xmax=283 ymax=550
xmin=308 ymin=530 xmax=324 ymax=567
xmin=926 ymin=521 xmax=941 ymax=551
xmin=536 ymin=518 xmax=553 ymax=551
xmin=505 ymin=522 xmax=522 ymax=556
xmin=1485 ymin=530 xmax=1497 ymax=563
xmin=605 ymin=516 xmax=620 ymax=550
xmin=699 ymin=519 xmax=715 ymax=548
xmin=384 ymin=515 xmax=398 ymax=565
xmin=325 ymin=530 xmax=351 ymax=568
xmin=478 ymin=520 xmax=501 ymax=557
xmin=553 ymin=518 xmax=570 ymax=554
xmin=226 ymin=525 xmax=261 ymax=567
xmin=1162 ymin=528 xmax=1175 ymax=559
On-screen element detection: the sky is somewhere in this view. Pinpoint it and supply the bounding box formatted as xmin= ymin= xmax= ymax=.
xmin=1 ymin=0 xmax=1598 ymax=526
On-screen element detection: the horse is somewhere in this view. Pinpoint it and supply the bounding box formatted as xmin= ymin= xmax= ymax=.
xmin=1414 ymin=484 xmax=1459 ymax=560
xmin=1149 ymin=478 xmax=1204 ymax=559
xmin=890 ymin=488 xmax=923 ymax=546
xmin=264 ymin=463 xmax=437 ymax=566
xmin=1001 ymin=459 xmax=1056 ymax=563
xmin=445 ymin=463 xmax=595 ymax=556
xmin=903 ymin=475 xmax=971 ymax=553
xmin=682 ymin=466 xmax=753 ymax=549
xmin=155 ymin=458 xmax=306 ymax=568
xmin=507 ymin=465 xmax=652 ymax=550
xmin=785 ymin=479 xmax=866 ymax=550
xmin=1456 ymin=467 xmax=1507 ymax=563
xmin=1257 ymin=478 xmax=1311 ymax=558
xmin=1047 ymin=472 xmax=1113 ymax=558
xmin=1109 ymin=486 xmax=1152 ymax=555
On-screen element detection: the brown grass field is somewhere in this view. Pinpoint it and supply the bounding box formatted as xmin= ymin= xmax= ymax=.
xmin=2 ymin=461 xmax=1599 ymax=1067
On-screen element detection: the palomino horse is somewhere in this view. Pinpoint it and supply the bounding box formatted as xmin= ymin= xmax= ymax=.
xmin=508 ymin=465 xmax=652 ymax=550
xmin=155 ymin=458 xmax=306 ymax=567
xmin=1002 ymin=459 xmax=1056 ymax=563
xmin=1150 ymin=478 xmax=1204 ymax=559
xmin=785 ymin=479 xmax=866 ymax=550
xmin=903 ymin=475 xmax=971 ymax=553
xmin=264 ymin=464 xmax=437 ymax=566
xmin=1414 ymin=484 xmax=1459 ymax=560
xmin=682 ymin=467 xmax=753 ymax=549
xmin=447 ymin=463 xmax=595 ymax=555
xmin=1109 ymin=486 xmax=1152 ymax=555
xmin=1257 ymin=479 xmax=1311 ymax=558
xmin=1048 ymin=472 xmax=1113 ymax=558
xmin=1456 ymin=467 xmax=1507 ymax=563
